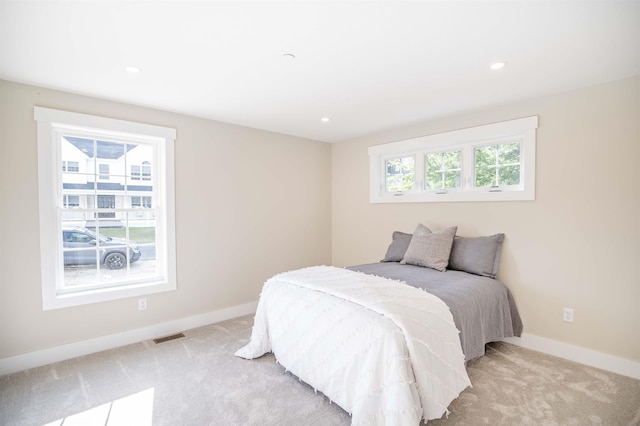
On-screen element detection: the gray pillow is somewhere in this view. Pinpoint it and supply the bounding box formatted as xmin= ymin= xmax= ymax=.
xmin=448 ymin=233 xmax=505 ymax=278
xmin=380 ymin=231 xmax=415 ymax=262
xmin=401 ymin=225 xmax=457 ymax=272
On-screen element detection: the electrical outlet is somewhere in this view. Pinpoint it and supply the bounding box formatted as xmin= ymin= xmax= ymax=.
xmin=138 ymin=298 xmax=147 ymax=311
xmin=563 ymin=307 xmax=574 ymax=323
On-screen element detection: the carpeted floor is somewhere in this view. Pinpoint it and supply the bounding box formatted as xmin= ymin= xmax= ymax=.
xmin=1 ymin=315 xmax=639 ymax=426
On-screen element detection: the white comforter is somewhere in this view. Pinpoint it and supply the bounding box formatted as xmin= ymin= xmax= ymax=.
xmin=235 ymin=266 xmax=470 ymax=425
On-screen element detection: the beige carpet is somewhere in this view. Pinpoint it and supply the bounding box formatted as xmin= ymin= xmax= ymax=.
xmin=1 ymin=315 xmax=639 ymax=425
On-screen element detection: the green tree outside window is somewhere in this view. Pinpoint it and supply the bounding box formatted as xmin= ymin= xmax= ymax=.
xmin=475 ymin=142 xmax=521 ymax=187
xmin=386 ymin=156 xmax=415 ymax=192
xmin=425 ymin=150 xmax=461 ymax=190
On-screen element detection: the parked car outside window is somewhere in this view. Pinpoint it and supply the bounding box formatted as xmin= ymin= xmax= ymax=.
xmin=62 ymin=227 xmax=141 ymax=270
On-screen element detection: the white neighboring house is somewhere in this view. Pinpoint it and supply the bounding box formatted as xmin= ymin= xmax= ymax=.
xmin=61 ymin=136 xmax=154 ymax=228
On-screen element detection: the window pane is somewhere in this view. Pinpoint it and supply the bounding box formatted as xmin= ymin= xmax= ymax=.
xmin=444 ymin=171 xmax=460 ymax=189
xmin=475 ymin=142 xmax=521 ymax=188
xmin=62 ymin=227 xmax=100 ymax=288
xmin=498 ymin=165 xmax=520 ymax=186
xmin=61 ymin=137 xmax=91 ymax=188
xmin=96 ymin=195 xmax=116 ymax=219
xmin=425 ymin=150 xmax=461 ymax=190
xmin=64 ymin=195 xmax=80 ymax=208
xmin=425 ymin=172 xmax=442 ymax=190
xmin=127 ymin=146 xmax=153 ymax=179
xmin=125 ymin=213 xmax=158 ymax=281
xmin=95 ymin=225 xmax=130 ymax=280
xmin=425 ymin=153 xmax=442 ymax=173
xmin=443 ymin=150 xmax=461 ymax=169
xmin=385 ymin=156 xmax=415 ymax=192
xmin=475 ymin=167 xmax=496 ymax=187
xmin=61 ymin=220 xmax=156 ymax=289
xmin=61 ymin=210 xmax=89 ymax=230
xmin=498 ymin=143 xmax=520 ymax=164
xmin=475 ymin=145 xmax=496 ymax=167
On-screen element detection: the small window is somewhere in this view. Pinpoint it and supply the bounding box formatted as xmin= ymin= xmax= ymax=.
xmin=369 ymin=116 xmax=537 ymax=203
xmin=63 ymin=195 xmax=80 ymax=208
xmin=98 ymin=163 xmax=110 ymax=180
xmin=474 ymin=142 xmax=521 ymax=188
xmin=62 ymin=161 xmax=79 ymax=172
xmin=385 ymin=156 xmax=415 ymax=192
xmin=141 ymin=161 xmax=152 ymax=181
xmin=131 ymin=196 xmax=152 ymax=208
xmin=131 ymin=165 xmax=141 ymax=180
xmin=425 ymin=150 xmax=461 ymax=191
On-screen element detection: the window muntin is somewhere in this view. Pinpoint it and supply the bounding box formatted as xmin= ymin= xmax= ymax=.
xmin=368 ymin=116 xmax=537 ymax=203
xmin=425 ymin=150 xmax=461 ymax=191
xmin=385 ymin=155 xmax=415 ymax=192
xmin=35 ymin=107 xmax=176 ymax=310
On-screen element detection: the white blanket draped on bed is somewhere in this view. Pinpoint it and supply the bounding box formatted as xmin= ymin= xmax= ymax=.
xmin=235 ymin=266 xmax=471 ymax=425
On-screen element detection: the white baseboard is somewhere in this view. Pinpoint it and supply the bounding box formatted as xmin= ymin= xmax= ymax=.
xmin=4 ymin=309 xmax=638 ymax=381
xmin=503 ymin=333 xmax=640 ymax=380
xmin=0 ymin=301 xmax=258 ymax=376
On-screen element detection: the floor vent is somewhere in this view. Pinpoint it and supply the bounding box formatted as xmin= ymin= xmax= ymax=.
xmin=153 ymin=333 xmax=186 ymax=344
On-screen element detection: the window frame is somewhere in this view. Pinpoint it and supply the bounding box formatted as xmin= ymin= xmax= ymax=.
xmin=35 ymin=107 xmax=177 ymax=310
xmin=369 ymin=116 xmax=538 ymax=203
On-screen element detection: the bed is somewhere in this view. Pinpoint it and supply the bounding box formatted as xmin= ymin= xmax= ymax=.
xmin=348 ymin=262 xmax=522 ymax=362
xmin=235 ymin=225 xmax=522 ymax=425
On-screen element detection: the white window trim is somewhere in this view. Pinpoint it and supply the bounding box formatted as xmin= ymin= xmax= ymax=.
xmin=369 ymin=116 xmax=538 ymax=203
xmin=35 ymin=107 xmax=177 ymax=310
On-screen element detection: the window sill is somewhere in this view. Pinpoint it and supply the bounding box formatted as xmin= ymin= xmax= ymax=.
xmin=371 ymin=188 xmax=534 ymax=203
xmin=43 ymin=278 xmax=176 ymax=310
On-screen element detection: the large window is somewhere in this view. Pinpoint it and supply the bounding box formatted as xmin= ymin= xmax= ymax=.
xmin=35 ymin=107 xmax=177 ymax=310
xmin=369 ymin=116 xmax=538 ymax=203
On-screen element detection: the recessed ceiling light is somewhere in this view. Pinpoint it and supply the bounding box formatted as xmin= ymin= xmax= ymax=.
xmin=283 ymin=53 xmax=296 ymax=60
xmin=321 ymin=117 xmax=330 ymax=122
xmin=490 ymin=62 xmax=506 ymax=70
xmin=125 ymin=65 xmax=141 ymax=73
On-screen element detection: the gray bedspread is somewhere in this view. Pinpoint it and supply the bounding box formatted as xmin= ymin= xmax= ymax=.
xmin=347 ymin=262 xmax=523 ymax=361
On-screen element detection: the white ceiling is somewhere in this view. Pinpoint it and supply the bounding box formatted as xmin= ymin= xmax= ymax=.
xmin=1 ymin=1 xmax=639 ymax=143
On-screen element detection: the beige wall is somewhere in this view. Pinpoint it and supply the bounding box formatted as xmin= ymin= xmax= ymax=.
xmin=0 ymin=80 xmax=332 ymax=359
xmin=332 ymin=76 xmax=640 ymax=363
xmin=2 ymin=76 xmax=638 ymax=366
